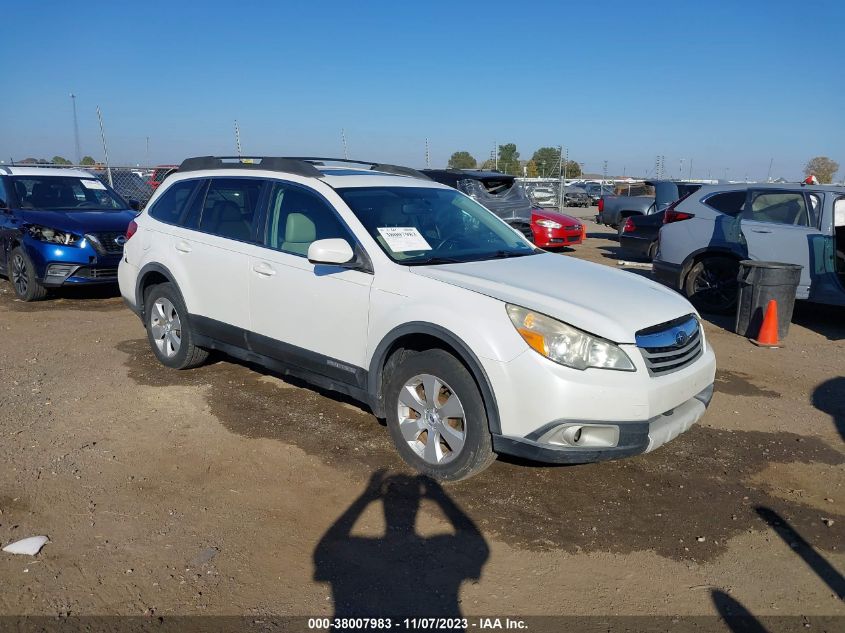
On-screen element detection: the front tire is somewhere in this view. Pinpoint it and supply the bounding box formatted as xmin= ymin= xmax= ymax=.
xmin=385 ymin=349 xmax=495 ymax=481
xmin=144 ymin=283 xmax=209 ymax=369
xmin=684 ymin=256 xmax=740 ymax=314
xmin=9 ymin=247 xmax=47 ymax=302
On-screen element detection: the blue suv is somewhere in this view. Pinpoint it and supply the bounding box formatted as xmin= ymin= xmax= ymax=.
xmin=0 ymin=167 xmax=139 ymax=301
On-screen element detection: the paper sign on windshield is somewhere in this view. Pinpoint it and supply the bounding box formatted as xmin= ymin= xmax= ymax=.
xmin=377 ymin=227 xmax=432 ymax=252
xmin=81 ymin=179 xmax=107 ymax=190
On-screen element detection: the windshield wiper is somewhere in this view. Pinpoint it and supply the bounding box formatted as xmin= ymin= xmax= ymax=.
xmin=480 ymin=250 xmax=537 ymax=260
xmin=407 ymin=256 xmax=466 ymax=266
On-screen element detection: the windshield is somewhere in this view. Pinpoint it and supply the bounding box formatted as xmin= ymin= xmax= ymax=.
xmin=10 ymin=176 xmax=126 ymax=211
xmin=337 ymin=186 xmax=537 ymax=265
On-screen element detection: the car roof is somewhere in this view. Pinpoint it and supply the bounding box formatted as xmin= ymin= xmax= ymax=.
xmin=696 ymin=182 xmax=845 ymax=194
xmin=0 ymin=166 xmax=97 ymax=178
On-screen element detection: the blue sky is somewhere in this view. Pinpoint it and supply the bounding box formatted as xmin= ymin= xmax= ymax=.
xmin=2 ymin=0 xmax=843 ymax=179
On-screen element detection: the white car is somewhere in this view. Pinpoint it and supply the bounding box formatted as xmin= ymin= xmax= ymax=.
xmin=118 ymin=156 xmax=716 ymax=480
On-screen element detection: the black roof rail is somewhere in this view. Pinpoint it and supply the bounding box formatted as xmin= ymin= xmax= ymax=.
xmin=178 ymin=156 xmax=323 ymax=178
xmin=284 ymin=157 xmax=431 ymax=181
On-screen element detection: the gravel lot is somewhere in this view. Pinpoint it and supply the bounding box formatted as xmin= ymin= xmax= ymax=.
xmin=0 ymin=214 xmax=842 ymax=624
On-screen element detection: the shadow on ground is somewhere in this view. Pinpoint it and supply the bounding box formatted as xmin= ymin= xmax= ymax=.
xmin=119 ymin=338 xmax=845 ymax=563
xmin=0 ymin=278 xmax=122 ymax=312
xmin=314 ymin=470 xmax=487 ymax=622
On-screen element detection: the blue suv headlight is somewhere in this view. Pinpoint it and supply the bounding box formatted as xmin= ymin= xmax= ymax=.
xmin=26 ymin=225 xmax=81 ymax=246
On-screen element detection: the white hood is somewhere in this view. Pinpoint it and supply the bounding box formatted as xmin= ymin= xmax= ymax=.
xmin=411 ymin=253 xmax=696 ymax=343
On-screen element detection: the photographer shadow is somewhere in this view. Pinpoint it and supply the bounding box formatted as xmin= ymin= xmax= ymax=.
xmin=314 ymin=471 xmax=489 ymax=623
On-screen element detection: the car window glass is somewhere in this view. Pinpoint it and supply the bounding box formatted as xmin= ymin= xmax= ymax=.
xmin=265 ymin=183 xmax=352 ymax=256
xmin=705 ymin=191 xmax=746 ymax=215
xmin=0 ymin=179 xmax=7 ymax=207
xmin=834 ymin=197 xmax=845 ymax=227
xmin=808 ymin=193 xmax=821 ymax=227
xmin=148 ymin=179 xmax=200 ymax=225
xmin=744 ymin=191 xmax=809 ymax=226
xmin=198 ymin=178 xmax=264 ymax=242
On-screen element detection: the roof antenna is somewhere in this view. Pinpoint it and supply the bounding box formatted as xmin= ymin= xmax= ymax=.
xmin=234 ymin=120 xmax=242 ymax=158
xmin=341 ymin=128 xmax=349 ymax=160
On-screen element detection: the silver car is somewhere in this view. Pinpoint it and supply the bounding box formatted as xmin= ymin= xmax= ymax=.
xmin=652 ymin=183 xmax=845 ymax=313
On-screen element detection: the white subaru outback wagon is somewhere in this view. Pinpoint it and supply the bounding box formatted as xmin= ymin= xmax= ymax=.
xmin=118 ymin=156 xmax=716 ymax=480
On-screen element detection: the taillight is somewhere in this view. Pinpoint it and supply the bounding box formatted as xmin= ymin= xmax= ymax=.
xmin=125 ymin=220 xmax=138 ymax=241
xmin=598 ymin=198 xmax=604 ymax=213
xmin=662 ymin=193 xmax=695 ymax=224
xmin=623 ymin=217 xmax=636 ymax=233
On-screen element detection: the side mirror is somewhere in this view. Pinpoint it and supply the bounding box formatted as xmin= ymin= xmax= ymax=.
xmin=128 ymin=199 xmax=141 ymax=211
xmin=307 ymin=238 xmax=354 ymax=266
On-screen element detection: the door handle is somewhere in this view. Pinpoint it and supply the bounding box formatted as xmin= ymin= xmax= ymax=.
xmin=252 ymin=262 xmax=276 ymax=276
xmin=175 ymin=241 xmax=192 ymax=253
xmin=751 ymin=229 xmax=772 ymax=234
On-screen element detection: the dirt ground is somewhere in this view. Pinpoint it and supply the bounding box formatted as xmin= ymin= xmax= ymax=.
xmin=0 ymin=215 xmax=842 ymax=627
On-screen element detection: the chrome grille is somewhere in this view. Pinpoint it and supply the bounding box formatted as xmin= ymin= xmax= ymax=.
xmin=636 ymin=315 xmax=702 ymax=376
xmin=85 ymin=232 xmax=126 ymax=255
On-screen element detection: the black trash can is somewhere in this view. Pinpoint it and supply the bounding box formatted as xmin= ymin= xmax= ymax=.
xmin=734 ymin=261 xmax=802 ymax=341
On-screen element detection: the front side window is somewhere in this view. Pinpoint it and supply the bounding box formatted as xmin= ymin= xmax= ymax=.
xmin=705 ymin=190 xmax=747 ymax=215
xmin=743 ymin=191 xmax=810 ymax=226
xmin=265 ymin=183 xmax=352 ymax=256
xmin=337 ymin=186 xmax=536 ymax=264
xmin=10 ymin=176 xmax=125 ymax=211
xmin=198 ymin=178 xmax=264 ymax=242
xmin=148 ymin=179 xmax=201 ymax=226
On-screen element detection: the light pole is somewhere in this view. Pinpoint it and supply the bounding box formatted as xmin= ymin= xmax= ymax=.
xmin=70 ymin=93 xmax=81 ymax=164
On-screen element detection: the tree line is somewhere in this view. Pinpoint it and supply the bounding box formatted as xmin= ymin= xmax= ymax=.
xmin=448 ymin=145 xmax=582 ymax=178
xmin=14 ymin=156 xmax=97 ymax=166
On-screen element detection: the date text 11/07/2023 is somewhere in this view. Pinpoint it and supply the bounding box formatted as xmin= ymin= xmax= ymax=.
xmin=307 ymin=617 xmax=528 ymax=630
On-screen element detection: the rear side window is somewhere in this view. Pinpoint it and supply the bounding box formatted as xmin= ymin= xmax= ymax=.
xmin=0 ymin=178 xmax=7 ymax=208
xmin=705 ymin=191 xmax=746 ymax=215
xmin=743 ymin=191 xmax=810 ymax=226
xmin=148 ymin=179 xmax=201 ymax=226
xmin=198 ymin=178 xmax=265 ymax=242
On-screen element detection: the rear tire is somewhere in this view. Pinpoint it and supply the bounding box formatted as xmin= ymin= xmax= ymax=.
xmin=9 ymin=247 xmax=47 ymax=302
xmin=385 ymin=349 xmax=495 ymax=481
xmin=684 ymin=256 xmax=740 ymax=314
xmin=144 ymin=283 xmax=209 ymax=369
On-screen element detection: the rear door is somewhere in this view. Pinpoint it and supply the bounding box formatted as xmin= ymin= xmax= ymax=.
xmin=739 ymin=189 xmax=823 ymax=298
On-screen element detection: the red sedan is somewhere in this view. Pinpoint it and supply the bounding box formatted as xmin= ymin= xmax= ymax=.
xmin=530 ymin=208 xmax=585 ymax=249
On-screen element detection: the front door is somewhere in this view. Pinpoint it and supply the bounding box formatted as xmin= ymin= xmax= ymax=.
xmin=739 ymin=189 xmax=823 ymax=299
xmin=247 ymin=181 xmax=373 ymax=387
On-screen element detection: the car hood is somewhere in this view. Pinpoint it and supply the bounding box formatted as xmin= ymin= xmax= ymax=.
xmin=532 ymin=209 xmax=581 ymax=225
xmin=18 ymin=209 xmax=136 ymax=234
xmin=411 ymin=253 xmax=696 ymax=343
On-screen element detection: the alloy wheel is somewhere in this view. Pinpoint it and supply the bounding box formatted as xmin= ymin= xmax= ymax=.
xmin=11 ymin=254 xmax=28 ymax=296
xmin=150 ymin=298 xmax=182 ymax=358
xmin=397 ymin=373 xmax=466 ymax=465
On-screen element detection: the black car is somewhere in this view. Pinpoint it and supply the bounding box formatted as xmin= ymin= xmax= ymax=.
xmin=563 ymin=186 xmax=590 ymax=208
xmin=619 ymin=210 xmax=664 ymax=260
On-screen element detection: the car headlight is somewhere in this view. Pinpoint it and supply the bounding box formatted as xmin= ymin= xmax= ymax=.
xmin=535 ymin=219 xmax=562 ymax=229
xmin=506 ymin=304 xmax=635 ymax=371
xmin=26 ymin=225 xmax=80 ymax=246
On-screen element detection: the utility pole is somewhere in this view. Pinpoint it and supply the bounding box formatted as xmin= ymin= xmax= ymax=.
xmin=493 ymin=140 xmax=498 ymax=170
xmin=145 ymin=136 xmax=150 ymax=165
xmin=234 ymin=120 xmax=242 ymax=157
xmin=96 ymin=106 xmax=112 ymax=187
xmin=70 ymin=93 xmax=81 ymax=164
xmin=688 ymin=159 xmax=693 ymax=180
xmin=425 ymin=138 xmax=431 ymax=168
xmin=767 ymin=157 xmax=774 ymax=182
xmin=603 ymin=160 xmax=608 ymax=185
xmin=341 ymin=128 xmax=349 ymax=160
xmin=557 ymin=145 xmax=564 ymax=210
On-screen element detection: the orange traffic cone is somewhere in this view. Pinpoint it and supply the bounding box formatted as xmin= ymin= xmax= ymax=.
xmin=751 ymin=299 xmax=780 ymax=347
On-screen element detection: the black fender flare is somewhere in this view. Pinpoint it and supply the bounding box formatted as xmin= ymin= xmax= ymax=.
xmin=135 ymin=262 xmax=184 ymax=318
xmin=367 ymin=322 xmax=502 ymax=435
xmin=680 ymin=246 xmax=745 ymax=286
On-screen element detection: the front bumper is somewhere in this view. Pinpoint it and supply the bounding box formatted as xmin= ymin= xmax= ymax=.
xmin=652 ymin=259 xmax=684 ymax=290
xmin=533 ymin=225 xmax=584 ymax=248
xmin=492 ymin=383 xmax=713 ymax=464
xmin=25 ymin=238 xmax=122 ymax=287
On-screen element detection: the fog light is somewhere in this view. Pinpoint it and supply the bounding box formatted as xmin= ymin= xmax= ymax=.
xmin=45 ymin=264 xmax=77 ymax=278
xmin=539 ymin=423 xmax=620 ymax=448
